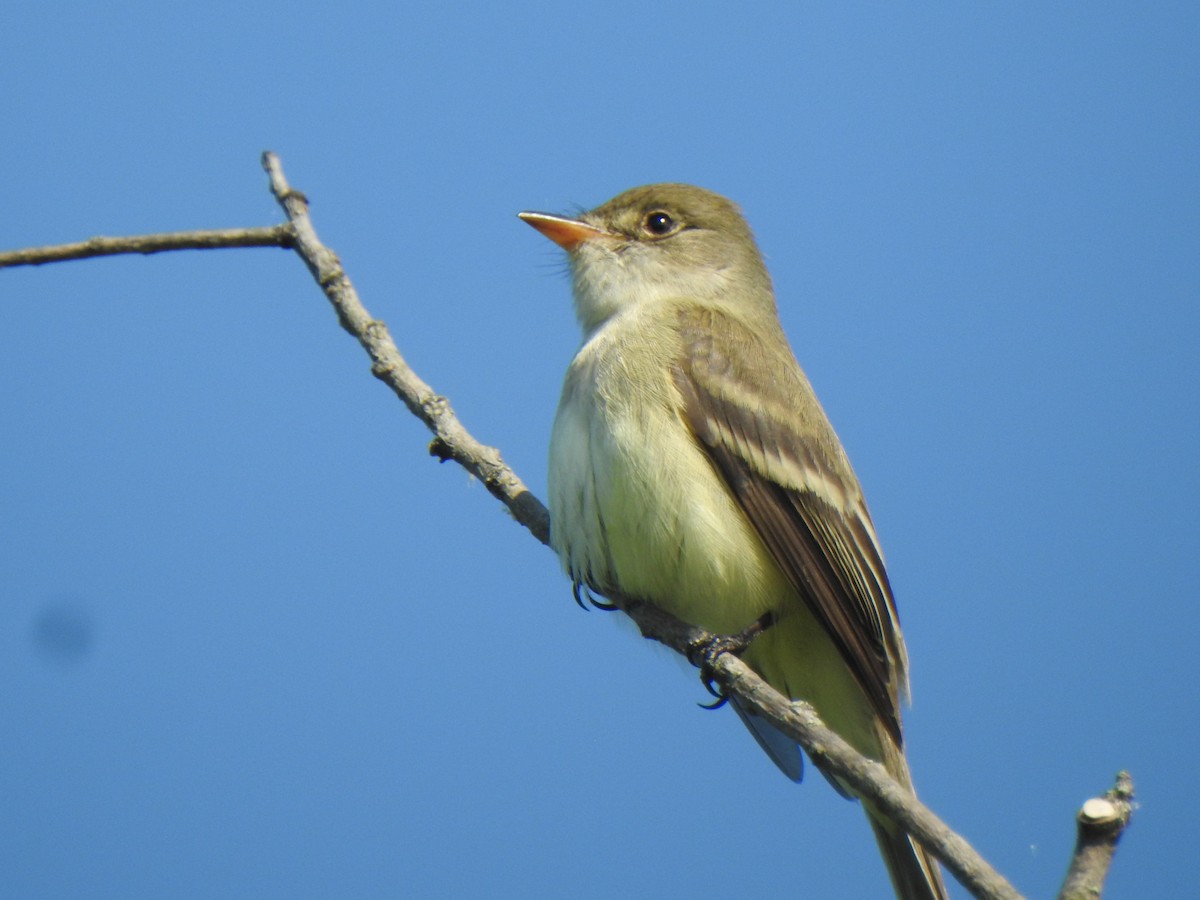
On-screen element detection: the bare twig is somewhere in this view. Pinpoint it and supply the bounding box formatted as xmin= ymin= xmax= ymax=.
xmin=0 ymin=226 xmax=295 ymax=268
xmin=1058 ymin=772 xmax=1135 ymax=900
xmin=259 ymin=151 xmax=550 ymax=545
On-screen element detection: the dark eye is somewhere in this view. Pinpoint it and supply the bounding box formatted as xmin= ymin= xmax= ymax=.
xmin=643 ymin=210 xmax=677 ymax=236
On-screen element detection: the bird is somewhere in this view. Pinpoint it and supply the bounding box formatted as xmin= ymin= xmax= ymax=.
xmin=519 ymin=183 xmax=947 ymax=900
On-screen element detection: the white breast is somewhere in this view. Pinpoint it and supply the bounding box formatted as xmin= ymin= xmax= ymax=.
xmin=547 ymin=310 xmax=789 ymax=635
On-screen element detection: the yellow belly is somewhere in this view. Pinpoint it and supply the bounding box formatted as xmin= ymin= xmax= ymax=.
xmin=548 ymin=315 xmax=882 ymax=761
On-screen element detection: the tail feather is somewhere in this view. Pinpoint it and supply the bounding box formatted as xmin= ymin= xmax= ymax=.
xmin=869 ymin=736 xmax=949 ymax=900
xmin=866 ymin=808 xmax=948 ymax=900
xmin=729 ymin=697 xmax=948 ymax=898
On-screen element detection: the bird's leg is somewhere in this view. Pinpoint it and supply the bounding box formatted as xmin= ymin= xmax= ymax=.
xmin=688 ymin=611 xmax=778 ymax=708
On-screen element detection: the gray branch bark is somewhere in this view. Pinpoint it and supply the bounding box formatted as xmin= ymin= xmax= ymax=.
xmin=0 ymin=226 xmax=294 ymax=267
xmin=259 ymin=153 xmax=550 ymax=545
xmin=1057 ymin=771 xmax=1136 ymax=900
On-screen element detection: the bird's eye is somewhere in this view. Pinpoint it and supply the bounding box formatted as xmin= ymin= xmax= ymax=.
xmin=642 ymin=211 xmax=677 ymax=236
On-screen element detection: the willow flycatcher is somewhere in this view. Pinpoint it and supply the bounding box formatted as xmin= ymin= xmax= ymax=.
xmin=520 ymin=184 xmax=946 ymax=900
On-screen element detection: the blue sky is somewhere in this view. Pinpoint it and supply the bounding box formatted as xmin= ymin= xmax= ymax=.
xmin=2 ymin=4 xmax=1196 ymax=898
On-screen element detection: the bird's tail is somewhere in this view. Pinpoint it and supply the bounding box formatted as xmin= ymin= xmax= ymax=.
xmin=865 ymin=738 xmax=949 ymax=900
xmin=865 ymin=810 xmax=947 ymax=900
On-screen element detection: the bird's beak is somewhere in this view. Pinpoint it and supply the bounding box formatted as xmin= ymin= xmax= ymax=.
xmin=518 ymin=211 xmax=610 ymax=251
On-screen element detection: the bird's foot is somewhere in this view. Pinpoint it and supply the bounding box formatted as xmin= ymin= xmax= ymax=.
xmin=687 ymin=611 xmax=777 ymax=709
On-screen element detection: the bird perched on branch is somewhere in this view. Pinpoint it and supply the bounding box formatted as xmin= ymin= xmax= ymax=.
xmin=520 ymin=183 xmax=947 ymax=900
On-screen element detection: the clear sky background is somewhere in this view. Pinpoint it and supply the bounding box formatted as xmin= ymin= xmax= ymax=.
xmin=2 ymin=4 xmax=1196 ymax=898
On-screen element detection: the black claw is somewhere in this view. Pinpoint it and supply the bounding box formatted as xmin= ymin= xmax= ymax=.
xmin=688 ymin=611 xmax=780 ymax=707
xmin=702 ymin=672 xmax=724 ymax=698
xmin=571 ymin=581 xmax=619 ymax=612
xmin=589 ymin=593 xmax=619 ymax=611
xmin=572 ymin=581 xmax=589 ymax=611
xmin=700 ymin=668 xmax=726 ymax=703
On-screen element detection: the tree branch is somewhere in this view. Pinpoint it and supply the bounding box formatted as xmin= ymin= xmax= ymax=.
xmin=0 ymin=151 xmax=1137 ymax=899
xmin=0 ymin=226 xmax=295 ymax=268
xmin=255 ymin=151 xmax=1023 ymax=899
xmin=617 ymin=597 xmax=1024 ymax=900
xmin=259 ymin=151 xmax=550 ymax=545
xmin=1057 ymin=771 xmax=1135 ymax=900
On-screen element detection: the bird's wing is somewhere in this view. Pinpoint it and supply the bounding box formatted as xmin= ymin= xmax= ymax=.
xmin=671 ymin=305 xmax=907 ymax=743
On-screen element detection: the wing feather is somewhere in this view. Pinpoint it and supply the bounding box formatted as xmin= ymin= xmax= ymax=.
xmin=672 ymin=306 xmax=908 ymax=743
